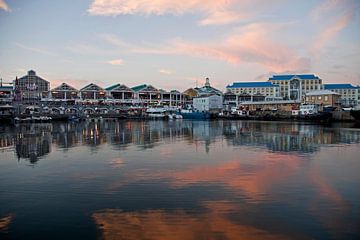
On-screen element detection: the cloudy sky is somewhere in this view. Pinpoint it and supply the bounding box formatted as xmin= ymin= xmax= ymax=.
xmin=0 ymin=0 xmax=359 ymax=91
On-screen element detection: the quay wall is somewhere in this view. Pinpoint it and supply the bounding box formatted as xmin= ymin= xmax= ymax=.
xmin=332 ymin=111 xmax=355 ymax=122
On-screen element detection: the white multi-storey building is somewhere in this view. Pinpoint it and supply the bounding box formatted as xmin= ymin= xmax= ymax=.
xmin=193 ymin=95 xmax=223 ymax=111
xmin=226 ymin=82 xmax=280 ymax=97
xmin=324 ymin=84 xmax=360 ymax=106
xmin=268 ymin=74 xmax=322 ymax=100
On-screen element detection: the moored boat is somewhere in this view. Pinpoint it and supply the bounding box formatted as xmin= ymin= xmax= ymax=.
xmin=180 ymin=109 xmax=211 ymax=119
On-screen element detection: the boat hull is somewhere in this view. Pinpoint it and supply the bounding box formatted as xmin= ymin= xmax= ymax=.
xmin=180 ymin=112 xmax=211 ymax=120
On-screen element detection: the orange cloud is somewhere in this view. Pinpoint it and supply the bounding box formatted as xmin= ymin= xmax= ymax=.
xmin=108 ymin=59 xmax=125 ymax=66
xmin=93 ymin=201 xmax=291 ymax=240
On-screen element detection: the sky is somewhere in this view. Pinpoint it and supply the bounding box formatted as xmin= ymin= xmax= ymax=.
xmin=0 ymin=0 xmax=359 ymax=91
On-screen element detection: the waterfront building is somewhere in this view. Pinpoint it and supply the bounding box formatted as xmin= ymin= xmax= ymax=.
xmin=105 ymin=84 xmax=134 ymax=102
xmin=131 ymin=84 xmax=161 ymax=105
xmin=223 ymin=92 xmax=238 ymax=109
xmin=50 ymin=83 xmax=79 ymax=100
xmin=226 ymin=82 xmax=280 ymax=98
xmin=0 ymin=81 xmax=13 ymax=104
xmin=268 ymin=74 xmax=322 ymax=100
xmin=183 ymin=78 xmax=222 ymax=106
xmin=193 ymin=94 xmax=223 ymax=112
xmin=323 ymin=84 xmax=360 ymax=106
xmin=194 ymin=78 xmax=223 ymax=96
xmin=79 ymin=83 xmax=106 ymax=100
xmin=305 ymin=90 xmax=341 ymax=107
xmin=159 ymin=89 xmax=183 ymax=106
xmin=13 ymin=70 xmax=50 ymax=103
xmin=239 ymin=100 xmax=300 ymax=112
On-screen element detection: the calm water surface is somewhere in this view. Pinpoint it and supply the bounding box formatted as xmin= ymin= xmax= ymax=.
xmin=0 ymin=120 xmax=359 ymax=240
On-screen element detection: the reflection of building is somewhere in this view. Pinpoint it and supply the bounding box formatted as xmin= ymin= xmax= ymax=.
xmin=323 ymin=84 xmax=360 ymax=106
xmin=268 ymin=74 xmax=322 ymax=100
xmin=13 ymin=70 xmax=50 ymax=103
xmin=14 ymin=125 xmax=52 ymax=164
xmin=305 ymin=90 xmax=340 ymax=106
xmin=2 ymin=120 xmax=360 ymax=164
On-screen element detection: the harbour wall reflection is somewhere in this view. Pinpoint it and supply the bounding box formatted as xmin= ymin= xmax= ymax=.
xmin=1 ymin=121 xmax=360 ymax=164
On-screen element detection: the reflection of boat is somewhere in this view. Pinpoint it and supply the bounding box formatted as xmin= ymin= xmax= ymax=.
xmin=68 ymin=115 xmax=80 ymax=122
xmin=14 ymin=116 xmax=52 ymax=123
xmin=180 ymin=109 xmax=211 ymax=119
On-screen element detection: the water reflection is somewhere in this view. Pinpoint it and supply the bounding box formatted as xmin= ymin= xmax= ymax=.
xmin=1 ymin=121 xmax=360 ymax=163
xmin=0 ymin=120 xmax=359 ymax=239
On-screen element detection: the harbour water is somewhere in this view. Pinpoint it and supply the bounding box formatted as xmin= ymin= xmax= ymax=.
xmin=0 ymin=120 xmax=359 ymax=239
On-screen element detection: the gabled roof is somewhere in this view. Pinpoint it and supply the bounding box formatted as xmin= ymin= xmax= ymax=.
xmin=16 ymin=70 xmax=49 ymax=83
xmin=269 ymin=74 xmax=320 ymax=81
xmin=324 ymin=84 xmax=359 ymax=89
xmin=80 ymin=83 xmax=104 ymax=91
xmin=227 ymin=82 xmax=278 ymax=88
xmin=51 ymin=83 xmax=78 ymax=91
xmin=131 ymin=84 xmax=147 ymax=92
xmin=106 ymin=84 xmax=133 ymax=92
xmin=131 ymin=84 xmax=159 ymax=92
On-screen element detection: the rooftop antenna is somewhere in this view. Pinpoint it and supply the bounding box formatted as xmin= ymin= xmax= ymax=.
xmin=195 ymin=80 xmax=198 ymax=88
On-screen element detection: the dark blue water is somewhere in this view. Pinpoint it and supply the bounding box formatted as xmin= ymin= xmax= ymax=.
xmin=0 ymin=120 xmax=359 ymax=240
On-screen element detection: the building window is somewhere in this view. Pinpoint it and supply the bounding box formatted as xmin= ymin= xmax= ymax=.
xmin=324 ymin=96 xmax=328 ymax=101
xmin=318 ymin=96 xmax=322 ymax=100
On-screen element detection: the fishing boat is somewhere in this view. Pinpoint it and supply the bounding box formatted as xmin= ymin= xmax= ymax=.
xmin=295 ymin=104 xmax=332 ymax=122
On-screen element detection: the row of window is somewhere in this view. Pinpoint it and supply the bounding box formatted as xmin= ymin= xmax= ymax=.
xmin=271 ymin=80 xmax=321 ymax=85
xmin=306 ymin=96 xmax=330 ymax=101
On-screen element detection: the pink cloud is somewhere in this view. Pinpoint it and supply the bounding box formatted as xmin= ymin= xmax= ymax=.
xmin=158 ymin=69 xmax=173 ymax=75
xmin=310 ymin=0 xmax=358 ymax=56
xmin=128 ymin=23 xmax=310 ymax=72
xmin=88 ymin=0 xmax=277 ymax=26
xmin=0 ymin=0 xmax=10 ymax=11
